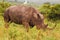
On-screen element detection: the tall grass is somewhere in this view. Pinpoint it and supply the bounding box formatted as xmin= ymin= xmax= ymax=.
xmin=0 ymin=13 xmax=60 ymax=40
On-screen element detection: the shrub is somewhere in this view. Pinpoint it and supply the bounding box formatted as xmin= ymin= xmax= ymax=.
xmin=38 ymin=3 xmax=60 ymax=21
xmin=0 ymin=2 xmax=11 ymax=16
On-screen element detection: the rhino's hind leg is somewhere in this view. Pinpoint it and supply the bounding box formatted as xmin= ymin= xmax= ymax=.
xmin=4 ymin=21 xmax=9 ymax=28
xmin=4 ymin=15 xmax=10 ymax=28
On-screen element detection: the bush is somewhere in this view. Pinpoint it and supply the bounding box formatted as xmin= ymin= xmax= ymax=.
xmin=0 ymin=2 xmax=11 ymax=16
xmin=1 ymin=2 xmax=11 ymax=13
xmin=38 ymin=3 xmax=60 ymax=21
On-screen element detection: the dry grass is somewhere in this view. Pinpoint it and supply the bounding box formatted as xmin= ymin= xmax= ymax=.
xmin=0 ymin=15 xmax=60 ymax=40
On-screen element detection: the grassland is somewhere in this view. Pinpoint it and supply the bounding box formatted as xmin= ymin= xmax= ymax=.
xmin=0 ymin=14 xmax=60 ymax=40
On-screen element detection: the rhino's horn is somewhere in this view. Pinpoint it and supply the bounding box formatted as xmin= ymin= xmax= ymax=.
xmin=47 ymin=23 xmax=57 ymax=30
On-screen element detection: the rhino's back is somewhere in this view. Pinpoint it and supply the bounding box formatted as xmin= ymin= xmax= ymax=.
xmin=7 ymin=5 xmax=34 ymax=24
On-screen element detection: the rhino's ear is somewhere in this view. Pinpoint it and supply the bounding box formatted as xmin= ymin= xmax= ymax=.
xmin=33 ymin=13 xmax=38 ymax=19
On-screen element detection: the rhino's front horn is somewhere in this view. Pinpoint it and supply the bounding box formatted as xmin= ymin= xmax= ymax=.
xmin=47 ymin=23 xmax=57 ymax=30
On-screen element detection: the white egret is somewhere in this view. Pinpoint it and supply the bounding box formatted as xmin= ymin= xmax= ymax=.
xmin=24 ymin=0 xmax=28 ymax=4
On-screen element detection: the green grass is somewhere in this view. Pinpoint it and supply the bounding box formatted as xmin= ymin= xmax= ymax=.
xmin=0 ymin=15 xmax=60 ymax=40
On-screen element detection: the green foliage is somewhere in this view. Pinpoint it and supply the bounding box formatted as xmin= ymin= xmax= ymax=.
xmin=0 ymin=2 xmax=11 ymax=13
xmin=38 ymin=3 xmax=51 ymax=14
xmin=0 ymin=2 xmax=11 ymax=16
xmin=38 ymin=3 xmax=60 ymax=21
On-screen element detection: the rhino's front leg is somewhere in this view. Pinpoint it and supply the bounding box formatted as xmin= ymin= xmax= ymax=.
xmin=22 ymin=21 xmax=30 ymax=32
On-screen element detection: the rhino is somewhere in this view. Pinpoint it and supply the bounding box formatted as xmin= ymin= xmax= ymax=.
xmin=4 ymin=5 xmax=56 ymax=32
